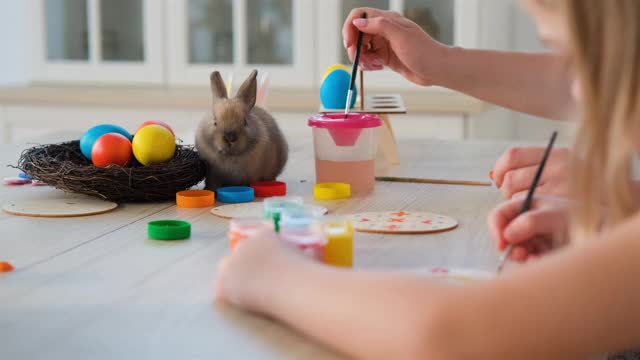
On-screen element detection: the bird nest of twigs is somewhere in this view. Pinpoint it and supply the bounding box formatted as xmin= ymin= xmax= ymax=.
xmin=14 ymin=141 xmax=207 ymax=202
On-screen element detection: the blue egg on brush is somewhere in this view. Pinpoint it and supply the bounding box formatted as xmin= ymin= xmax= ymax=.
xmin=320 ymin=69 xmax=358 ymax=110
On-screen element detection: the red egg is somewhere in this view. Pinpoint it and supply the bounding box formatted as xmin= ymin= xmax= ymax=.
xmin=91 ymin=133 xmax=133 ymax=167
xmin=135 ymin=120 xmax=175 ymax=137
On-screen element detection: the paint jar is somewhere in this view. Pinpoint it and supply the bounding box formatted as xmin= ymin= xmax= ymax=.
xmin=322 ymin=217 xmax=354 ymax=267
xmin=308 ymin=113 xmax=382 ymax=194
xmin=263 ymin=196 xmax=304 ymax=232
xmin=279 ymin=209 xmax=327 ymax=261
xmin=228 ymin=218 xmax=272 ymax=251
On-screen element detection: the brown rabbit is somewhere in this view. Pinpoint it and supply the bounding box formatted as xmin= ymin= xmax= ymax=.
xmin=195 ymin=70 xmax=288 ymax=190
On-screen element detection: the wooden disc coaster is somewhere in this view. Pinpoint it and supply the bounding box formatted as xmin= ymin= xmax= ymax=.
xmin=211 ymin=202 xmax=328 ymax=220
xmin=3 ymin=198 xmax=118 ymax=218
xmin=350 ymin=211 xmax=458 ymax=234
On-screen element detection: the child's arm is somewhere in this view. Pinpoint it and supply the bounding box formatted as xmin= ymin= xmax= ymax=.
xmin=437 ymin=49 xmax=575 ymax=121
xmin=343 ymin=9 xmax=574 ymax=121
xmin=217 ymin=213 xmax=640 ymax=359
xmin=452 ymin=212 xmax=640 ymax=359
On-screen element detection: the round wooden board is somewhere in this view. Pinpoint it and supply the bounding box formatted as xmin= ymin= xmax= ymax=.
xmin=350 ymin=211 xmax=458 ymax=234
xmin=211 ymin=202 xmax=328 ymax=220
xmin=3 ymin=198 xmax=118 ymax=218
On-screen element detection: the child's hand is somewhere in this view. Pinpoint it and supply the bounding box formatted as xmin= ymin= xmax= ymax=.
xmin=214 ymin=230 xmax=299 ymax=312
xmin=491 ymin=146 xmax=570 ymax=200
xmin=342 ymin=7 xmax=446 ymax=86
xmin=488 ymin=195 xmax=570 ymax=262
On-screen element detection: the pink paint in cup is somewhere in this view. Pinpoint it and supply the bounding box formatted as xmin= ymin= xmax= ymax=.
xmin=278 ymin=209 xmax=327 ymax=261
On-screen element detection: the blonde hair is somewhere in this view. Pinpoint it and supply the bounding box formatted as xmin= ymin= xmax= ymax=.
xmin=559 ymin=0 xmax=640 ymax=241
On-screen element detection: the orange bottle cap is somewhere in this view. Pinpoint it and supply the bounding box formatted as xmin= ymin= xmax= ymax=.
xmin=176 ymin=190 xmax=215 ymax=208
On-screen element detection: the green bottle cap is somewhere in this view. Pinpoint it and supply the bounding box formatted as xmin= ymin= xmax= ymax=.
xmin=148 ymin=220 xmax=191 ymax=240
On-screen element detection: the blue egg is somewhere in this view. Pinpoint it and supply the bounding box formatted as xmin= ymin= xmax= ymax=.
xmin=80 ymin=124 xmax=132 ymax=160
xmin=320 ymin=69 xmax=358 ymax=110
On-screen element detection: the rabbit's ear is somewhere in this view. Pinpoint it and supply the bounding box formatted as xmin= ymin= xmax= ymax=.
xmin=235 ymin=70 xmax=257 ymax=111
xmin=210 ymin=71 xmax=228 ymax=104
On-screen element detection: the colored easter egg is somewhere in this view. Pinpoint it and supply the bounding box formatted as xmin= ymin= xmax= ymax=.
xmin=3 ymin=177 xmax=31 ymax=185
xmin=132 ymin=124 xmax=176 ymax=166
xmin=91 ymin=133 xmax=133 ymax=167
xmin=80 ymin=124 xmax=132 ymax=161
xmin=322 ymin=64 xmax=351 ymax=82
xmin=135 ymin=120 xmax=175 ymax=137
xmin=320 ymin=69 xmax=357 ymax=110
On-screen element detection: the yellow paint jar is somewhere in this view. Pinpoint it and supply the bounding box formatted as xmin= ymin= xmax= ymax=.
xmin=323 ymin=218 xmax=353 ymax=267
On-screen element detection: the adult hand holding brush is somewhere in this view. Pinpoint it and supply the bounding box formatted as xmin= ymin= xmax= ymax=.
xmin=342 ymin=7 xmax=443 ymax=86
xmin=342 ymin=7 xmax=574 ymax=123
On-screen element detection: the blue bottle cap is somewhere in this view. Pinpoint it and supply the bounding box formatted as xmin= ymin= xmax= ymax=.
xmin=216 ymin=186 xmax=255 ymax=204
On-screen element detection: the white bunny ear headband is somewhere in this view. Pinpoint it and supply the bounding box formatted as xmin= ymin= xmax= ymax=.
xmin=256 ymin=72 xmax=270 ymax=108
xmin=225 ymin=73 xmax=233 ymax=95
xmin=223 ymin=72 xmax=269 ymax=109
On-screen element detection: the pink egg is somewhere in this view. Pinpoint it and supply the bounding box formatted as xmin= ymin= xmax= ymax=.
xmin=135 ymin=120 xmax=175 ymax=137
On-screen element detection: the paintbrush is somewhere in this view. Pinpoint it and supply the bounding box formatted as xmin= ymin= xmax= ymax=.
xmin=496 ymin=130 xmax=558 ymax=273
xmin=376 ymin=176 xmax=492 ymax=187
xmin=345 ymin=12 xmax=367 ymax=119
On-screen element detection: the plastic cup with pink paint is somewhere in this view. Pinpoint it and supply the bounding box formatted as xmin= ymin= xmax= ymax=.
xmin=308 ymin=113 xmax=382 ymax=195
xmin=278 ymin=208 xmax=327 ymax=261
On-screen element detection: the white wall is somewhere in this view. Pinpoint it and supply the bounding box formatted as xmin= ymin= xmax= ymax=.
xmin=509 ymin=2 xmax=576 ymax=142
xmin=0 ymin=0 xmax=31 ymax=85
xmin=467 ymin=0 xmax=517 ymax=140
xmin=470 ymin=0 xmax=576 ymax=142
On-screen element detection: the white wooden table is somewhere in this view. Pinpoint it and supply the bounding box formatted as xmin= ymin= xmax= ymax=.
xmin=0 ymin=138 xmax=509 ymax=359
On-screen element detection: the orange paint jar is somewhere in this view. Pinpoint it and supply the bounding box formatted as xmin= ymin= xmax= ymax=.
xmin=228 ymin=218 xmax=272 ymax=251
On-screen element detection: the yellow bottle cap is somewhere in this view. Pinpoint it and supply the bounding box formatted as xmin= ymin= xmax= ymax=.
xmin=313 ymin=183 xmax=351 ymax=200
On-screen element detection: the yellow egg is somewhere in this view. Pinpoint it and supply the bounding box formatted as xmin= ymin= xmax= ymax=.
xmin=322 ymin=64 xmax=351 ymax=82
xmin=132 ymin=124 xmax=176 ymax=166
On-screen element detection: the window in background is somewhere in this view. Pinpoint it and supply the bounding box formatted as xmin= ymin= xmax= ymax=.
xmin=188 ymin=0 xmax=233 ymax=64
xmin=247 ymin=0 xmax=293 ymax=64
xmin=169 ymin=0 xmax=313 ymax=87
xmin=100 ymin=0 xmax=144 ymax=61
xmin=404 ymin=0 xmax=454 ymax=45
xmin=340 ymin=0 xmax=388 ymax=64
xmin=45 ymin=0 xmax=89 ymax=60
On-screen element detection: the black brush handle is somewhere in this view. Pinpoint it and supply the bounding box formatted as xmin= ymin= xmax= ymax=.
xmin=519 ymin=131 xmax=558 ymax=214
xmin=496 ymin=130 xmax=558 ymax=273
xmin=348 ymin=12 xmax=367 ymax=92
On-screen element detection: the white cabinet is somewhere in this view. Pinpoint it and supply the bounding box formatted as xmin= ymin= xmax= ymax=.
xmin=27 ymin=0 xmax=511 ymax=89
xmin=166 ymin=0 xmax=315 ymax=87
xmin=32 ymin=0 xmax=164 ymax=84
